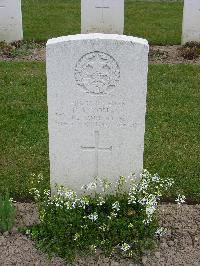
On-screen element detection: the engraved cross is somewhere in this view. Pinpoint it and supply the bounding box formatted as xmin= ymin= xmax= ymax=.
xmin=81 ymin=130 xmax=112 ymax=177
xmin=95 ymin=0 xmax=110 ymax=23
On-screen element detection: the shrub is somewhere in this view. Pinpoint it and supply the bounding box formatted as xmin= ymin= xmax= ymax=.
xmin=0 ymin=193 xmax=15 ymax=232
xmin=28 ymin=171 xmax=175 ymax=262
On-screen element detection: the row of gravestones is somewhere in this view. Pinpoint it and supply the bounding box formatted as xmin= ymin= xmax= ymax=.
xmin=0 ymin=0 xmax=200 ymax=44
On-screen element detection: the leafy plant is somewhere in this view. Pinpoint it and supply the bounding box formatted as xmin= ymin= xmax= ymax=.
xmin=0 ymin=193 xmax=16 ymax=232
xmin=27 ymin=170 xmax=179 ymax=262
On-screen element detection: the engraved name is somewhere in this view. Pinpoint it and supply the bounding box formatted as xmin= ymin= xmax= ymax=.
xmin=55 ymin=100 xmax=137 ymax=128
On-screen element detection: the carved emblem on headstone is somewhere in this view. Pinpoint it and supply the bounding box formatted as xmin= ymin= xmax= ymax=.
xmin=75 ymin=51 xmax=120 ymax=95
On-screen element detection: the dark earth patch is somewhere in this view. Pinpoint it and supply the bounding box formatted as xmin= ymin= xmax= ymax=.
xmin=1 ymin=41 xmax=200 ymax=64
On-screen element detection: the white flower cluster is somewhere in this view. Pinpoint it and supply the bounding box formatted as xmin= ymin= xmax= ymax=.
xmin=90 ymin=244 xmax=97 ymax=252
xmin=30 ymin=188 xmax=40 ymax=200
xmin=99 ymin=223 xmax=107 ymax=232
xmin=100 ymin=178 xmax=112 ymax=192
xmin=96 ymin=195 xmax=105 ymax=206
xmin=88 ymin=212 xmax=98 ymax=221
xmin=49 ymin=187 xmax=92 ymax=210
xmin=127 ymin=170 xmax=175 ymax=224
xmin=9 ymin=197 xmax=14 ymax=203
xmin=175 ymin=194 xmax=186 ymax=205
xmin=29 ymin=169 xmax=179 ymax=254
xmin=81 ymin=178 xmax=111 ymax=193
xmin=128 ymin=183 xmax=137 ymax=205
xmin=108 ymin=212 xmax=118 ymax=220
xmin=121 ymin=242 xmax=131 ymax=252
xmin=128 ymin=223 xmax=134 ymax=228
xmin=74 ymin=232 xmax=80 ymax=241
xmin=81 ymin=182 xmax=97 ymax=191
xmin=155 ymin=227 xmax=167 ymax=237
xmin=112 ymin=201 xmax=120 ymax=212
xmin=143 ymin=194 xmax=158 ymax=224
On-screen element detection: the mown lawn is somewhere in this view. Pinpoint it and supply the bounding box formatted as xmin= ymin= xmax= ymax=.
xmin=0 ymin=63 xmax=49 ymax=200
xmin=145 ymin=64 xmax=200 ymax=201
xmin=0 ymin=62 xmax=199 ymax=201
xmin=22 ymin=0 xmax=183 ymax=45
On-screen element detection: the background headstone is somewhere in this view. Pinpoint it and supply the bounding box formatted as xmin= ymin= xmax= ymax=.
xmin=0 ymin=0 xmax=23 ymax=42
xmin=182 ymin=0 xmax=200 ymax=44
xmin=47 ymin=34 xmax=149 ymax=193
xmin=81 ymin=0 xmax=124 ymax=34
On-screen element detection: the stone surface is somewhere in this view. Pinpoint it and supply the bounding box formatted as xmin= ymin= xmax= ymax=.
xmin=182 ymin=0 xmax=200 ymax=44
xmin=81 ymin=0 xmax=124 ymax=34
xmin=46 ymin=33 xmax=149 ymax=193
xmin=0 ymin=0 xmax=23 ymax=42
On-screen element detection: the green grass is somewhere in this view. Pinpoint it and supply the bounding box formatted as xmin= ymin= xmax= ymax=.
xmin=22 ymin=0 xmax=183 ymax=45
xmin=125 ymin=1 xmax=183 ymax=44
xmin=22 ymin=0 xmax=80 ymax=41
xmin=0 ymin=62 xmax=199 ymax=201
xmin=0 ymin=63 xmax=49 ymax=200
xmin=145 ymin=65 xmax=200 ymax=201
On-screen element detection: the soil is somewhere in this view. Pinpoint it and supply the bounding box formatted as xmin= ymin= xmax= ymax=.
xmin=149 ymin=45 xmax=200 ymax=64
xmin=0 ymin=203 xmax=200 ymax=265
xmin=1 ymin=44 xmax=200 ymax=64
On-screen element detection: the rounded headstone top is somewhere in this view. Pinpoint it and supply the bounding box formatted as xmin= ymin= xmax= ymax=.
xmin=46 ymin=33 xmax=149 ymax=48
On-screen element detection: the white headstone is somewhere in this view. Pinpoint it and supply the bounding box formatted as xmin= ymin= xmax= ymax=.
xmin=182 ymin=0 xmax=200 ymax=44
xmin=47 ymin=33 xmax=149 ymax=194
xmin=81 ymin=0 xmax=124 ymax=34
xmin=0 ymin=0 xmax=23 ymax=42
